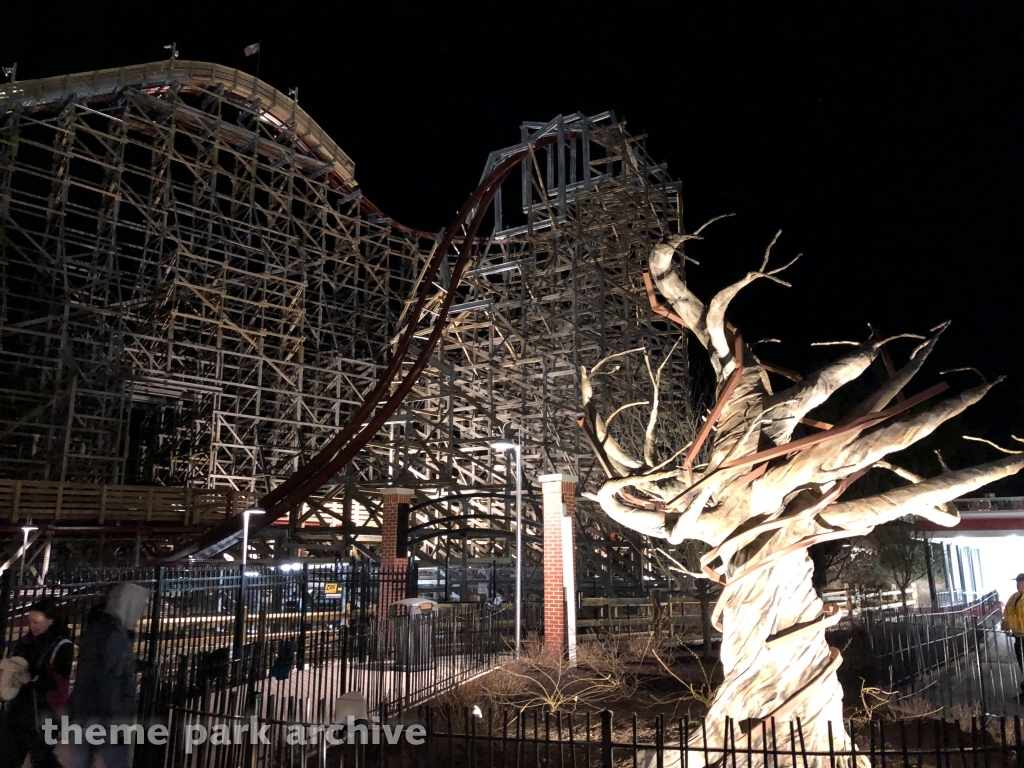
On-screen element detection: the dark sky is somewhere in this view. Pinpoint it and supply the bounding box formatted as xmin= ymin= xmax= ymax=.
xmin=5 ymin=1 xmax=1024 ymax=487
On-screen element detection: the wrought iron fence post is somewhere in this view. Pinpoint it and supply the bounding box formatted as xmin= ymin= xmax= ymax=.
xmin=0 ymin=567 xmax=12 ymax=652
xmin=340 ymin=619 xmax=348 ymax=694
xmin=140 ymin=565 xmax=165 ymax=714
xmin=601 ymin=710 xmax=613 ymax=768
xmin=974 ymin=616 xmax=988 ymax=715
xmin=232 ymin=563 xmax=246 ymax=680
xmin=1014 ymin=715 xmax=1024 ymax=768
xmin=408 ymin=556 xmax=418 ymax=598
xmin=298 ymin=563 xmax=309 ymax=668
xmin=146 ymin=566 xmax=165 ymax=668
xmin=360 ymin=562 xmax=370 ymax=625
xmin=656 ymin=714 xmax=665 ymax=768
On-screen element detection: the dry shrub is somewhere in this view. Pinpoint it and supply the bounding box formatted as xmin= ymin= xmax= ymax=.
xmin=434 ymin=633 xmax=723 ymax=720
xmin=430 ymin=675 xmax=489 ymax=713
xmin=848 ymin=677 xmax=941 ymax=723
xmin=602 ymin=630 xmax=663 ymax=663
xmin=474 ymin=636 xmax=639 ymax=713
xmin=647 ymin=643 xmax=718 ymax=709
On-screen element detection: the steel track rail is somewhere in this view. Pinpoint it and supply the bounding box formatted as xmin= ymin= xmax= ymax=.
xmin=167 ymin=136 xmax=562 ymax=560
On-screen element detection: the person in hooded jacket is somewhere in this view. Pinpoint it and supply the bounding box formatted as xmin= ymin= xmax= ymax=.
xmin=0 ymin=597 xmax=73 ymax=768
xmin=60 ymin=583 xmax=149 ymax=768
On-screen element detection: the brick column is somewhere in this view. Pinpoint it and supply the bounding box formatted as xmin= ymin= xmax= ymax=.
xmin=380 ymin=488 xmax=413 ymax=611
xmin=539 ymin=474 xmax=577 ymax=661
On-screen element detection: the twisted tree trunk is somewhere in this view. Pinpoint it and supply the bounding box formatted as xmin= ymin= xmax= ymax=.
xmin=703 ymin=539 xmax=847 ymax=761
xmin=581 ymin=226 xmax=1024 ymax=767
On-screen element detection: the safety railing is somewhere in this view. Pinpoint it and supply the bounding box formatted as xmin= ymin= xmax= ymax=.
xmin=159 ymin=706 xmax=1024 ymax=768
xmin=861 ymin=590 xmax=1024 ymax=717
xmin=1 ymin=563 xmax=523 ymax=728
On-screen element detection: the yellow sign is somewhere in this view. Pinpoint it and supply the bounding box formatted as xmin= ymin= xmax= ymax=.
xmin=324 ymin=583 xmax=339 ymax=595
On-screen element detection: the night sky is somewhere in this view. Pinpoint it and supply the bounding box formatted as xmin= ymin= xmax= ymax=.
xmin=5 ymin=2 xmax=1024 ymax=490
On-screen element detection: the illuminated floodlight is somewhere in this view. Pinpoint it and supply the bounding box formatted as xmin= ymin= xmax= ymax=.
xmin=18 ymin=523 xmax=38 ymax=585
xmin=490 ymin=440 xmax=518 ymax=452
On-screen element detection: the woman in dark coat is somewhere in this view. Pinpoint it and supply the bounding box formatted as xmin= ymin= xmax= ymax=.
xmin=0 ymin=598 xmax=73 ymax=768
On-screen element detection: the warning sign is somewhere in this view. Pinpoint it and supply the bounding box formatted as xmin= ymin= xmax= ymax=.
xmin=324 ymin=583 xmax=339 ymax=595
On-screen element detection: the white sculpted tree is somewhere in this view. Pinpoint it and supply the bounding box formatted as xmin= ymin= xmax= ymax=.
xmin=581 ymin=222 xmax=1023 ymax=766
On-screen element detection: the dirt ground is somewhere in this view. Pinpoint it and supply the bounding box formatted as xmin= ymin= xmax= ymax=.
xmin=429 ymin=626 xmax=928 ymax=739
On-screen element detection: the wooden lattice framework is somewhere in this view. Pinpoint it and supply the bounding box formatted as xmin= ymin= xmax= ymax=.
xmin=0 ymin=61 xmax=689 ymax=586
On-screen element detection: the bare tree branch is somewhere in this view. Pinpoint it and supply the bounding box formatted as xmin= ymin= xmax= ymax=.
xmin=649 ymin=236 xmax=709 ymax=348
xmin=705 ymin=234 xmax=799 ymax=361
xmin=821 ymin=454 xmax=1024 ymax=530
xmin=844 ymin=323 xmax=947 ymax=421
xmin=762 ymin=341 xmax=879 ymax=445
xmin=822 ymin=379 xmax=1002 ymax=478
xmin=644 ymin=336 xmax=687 ymax=467
xmin=963 ymin=435 xmax=1023 ymax=454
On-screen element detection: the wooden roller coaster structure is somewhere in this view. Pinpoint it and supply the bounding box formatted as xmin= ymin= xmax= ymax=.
xmin=0 ymin=60 xmax=687 ymax=590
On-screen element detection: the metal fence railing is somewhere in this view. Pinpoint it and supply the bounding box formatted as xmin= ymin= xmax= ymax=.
xmin=161 ymin=599 xmax=517 ymax=728
xmin=863 ymin=591 xmax=1001 ymax=684
xmin=1 ymin=563 xmax=413 ymax=665
xmin=1 ymin=562 xmax=532 ymax=724
xmin=160 ymin=706 xmax=1024 ymax=768
xmin=861 ymin=590 xmax=1024 ymax=717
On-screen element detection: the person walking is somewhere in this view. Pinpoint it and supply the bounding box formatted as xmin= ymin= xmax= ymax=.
xmin=61 ymin=583 xmax=149 ymax=768
xmin=0 ymin=598 xmax=73 ymax=768
xmin=1002 ymin=574 xmax=1024 ymax=699
xmin=1002 ymin=574 xmax=1024 ymax=664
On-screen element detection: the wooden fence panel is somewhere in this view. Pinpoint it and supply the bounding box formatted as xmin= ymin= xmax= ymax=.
xmin=0 ymin=479 xmax=257 ymax=525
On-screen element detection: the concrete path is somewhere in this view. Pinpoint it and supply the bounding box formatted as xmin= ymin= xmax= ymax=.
xmin=906 ymin=627 xmax=1024 ymax=719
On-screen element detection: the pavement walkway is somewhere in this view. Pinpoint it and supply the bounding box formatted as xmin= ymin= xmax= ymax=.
xmin=905 ymin=625 xmax=1024 ymax=719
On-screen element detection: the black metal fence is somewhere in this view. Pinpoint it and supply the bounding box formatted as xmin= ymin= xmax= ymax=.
xmin=418 ymin=562 xmax=543 ymax=604
xmin=161 ymin=706 xmax=1024 ymax=767
xmin=862 ymin=590 xmax=1024 ymax=718
xmin=864 ymin=591 xmax=1001 ymax=685
xmin=172 ymin=600 xmax=517 ymax=723
xmin=1 ymin=562 xmax=535 ymax=723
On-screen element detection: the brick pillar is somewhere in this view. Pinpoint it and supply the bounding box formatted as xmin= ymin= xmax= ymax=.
xmin=539 ymin=474 xmax=577 ymax=661
xmin=380 ymin=488 xmax=413 ymax=611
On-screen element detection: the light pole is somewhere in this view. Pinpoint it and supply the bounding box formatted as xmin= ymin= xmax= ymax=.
xmin=241 ymin=507 xmax=265 ymax=568
xmin=18 ymin=524 xmax=37 ymax=586
xmin=491 ymin=437 xmax=522 ymax=658
xmin=234 ymin=507 xmax=264 ymax=662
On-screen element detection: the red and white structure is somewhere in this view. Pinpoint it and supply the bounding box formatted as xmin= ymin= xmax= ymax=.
xmin=539 ymin=473 xmax=577 ymax=662
xmin=918 ymin=497 xmax=1024 ymax=536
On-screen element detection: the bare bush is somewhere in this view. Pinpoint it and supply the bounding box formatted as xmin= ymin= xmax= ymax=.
xmin=474 ymin=636 xmax=637 ymax=713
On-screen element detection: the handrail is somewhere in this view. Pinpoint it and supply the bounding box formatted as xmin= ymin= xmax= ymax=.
xmin=863 ymin=589 xmax=999 ymax=621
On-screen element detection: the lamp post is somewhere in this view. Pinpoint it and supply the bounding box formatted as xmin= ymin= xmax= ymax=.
xmin=233 ymin=507 xmax=264 ymax=662
xmin=18 ymin=524 xmax=37 ymax=586
xmin=241 ymin=507 xmax=265 ymax=568
xmin=491 ymin=437 xmax=522 ymax=658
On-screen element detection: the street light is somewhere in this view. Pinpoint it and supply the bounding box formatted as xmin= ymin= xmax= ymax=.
xmin=19 ymin=524 xmax=38 ymax=586
xmin=491 ymin=437 xmax=523 ymax=659
xmin=241 ymin=507 xmax=265 ymax=568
